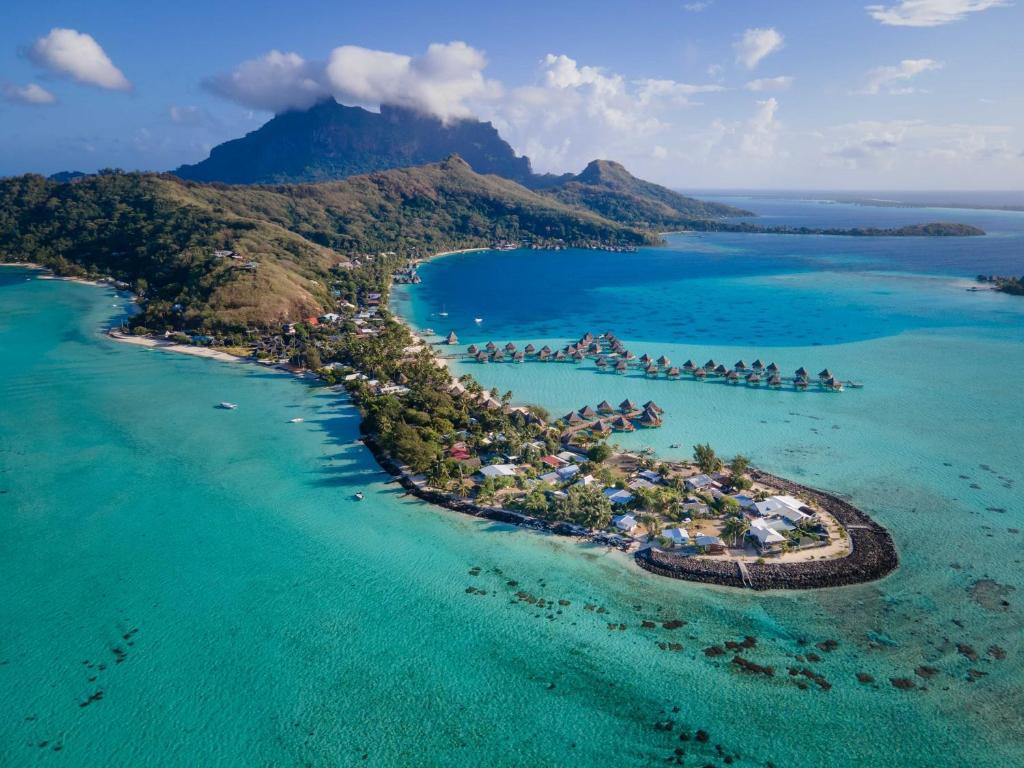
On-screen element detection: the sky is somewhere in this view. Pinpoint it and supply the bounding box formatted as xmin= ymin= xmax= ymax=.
xmin=1 ymin=0 xmax=1022 ymax=189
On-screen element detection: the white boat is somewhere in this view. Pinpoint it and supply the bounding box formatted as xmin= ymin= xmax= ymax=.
xmin=218 ymin=402 xmax=238 ymax=410
xmin=289 ymin=417 xmax=304 ymax=423
xmin=354 ymin=492 xmax=365 ymax=501
xmin=474 ymin=317 xmax=483 ymax=324
xmin=438 ymin=305 xmax=448 ymax=317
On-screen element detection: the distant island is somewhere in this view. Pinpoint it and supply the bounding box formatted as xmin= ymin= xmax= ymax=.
xmin=673 ymin=220 xmax=986 ymax=237
xmin=976 ymin=274 xmax=1024 ymax=295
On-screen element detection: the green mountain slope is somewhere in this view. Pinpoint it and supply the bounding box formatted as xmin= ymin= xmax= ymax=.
xmin=0 ymin=157 xmax=652 ymax=329
xmin=538 ymin=160 xmax=753 ymax=224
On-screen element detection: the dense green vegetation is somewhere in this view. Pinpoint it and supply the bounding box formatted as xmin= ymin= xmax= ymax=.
xmin=0 ymin=157 xmax=652 ymax=329
xmin=673 ymin=219 xmax=986 ymax=237
xmin=980 ymin=275 xmax=1024 ymax=295
xmin=538 ymin=159 xmax=753 ymax=224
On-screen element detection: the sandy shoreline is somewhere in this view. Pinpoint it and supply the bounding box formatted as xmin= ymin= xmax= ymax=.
xmin=105 ymin=330 xmax=248 ymax=363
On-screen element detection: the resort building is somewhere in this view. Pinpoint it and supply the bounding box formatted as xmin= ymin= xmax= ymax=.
xmin=476 ymin=464 xmax=518 ymax=480
xmin=661 ymin=527 xmax=690 ymax=548
xmin=604 ymin=488 xmax=635 ymax=506
xmin=612 ymin=513 xmax=638 ymax=533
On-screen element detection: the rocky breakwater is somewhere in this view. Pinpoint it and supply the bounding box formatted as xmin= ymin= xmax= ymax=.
xmin=635 ymin=471 xmax=898 ymax=591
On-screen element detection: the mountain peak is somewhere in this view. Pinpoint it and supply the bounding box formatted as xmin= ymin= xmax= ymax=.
xmin=576 ymin=159 xmax=633 ymax=185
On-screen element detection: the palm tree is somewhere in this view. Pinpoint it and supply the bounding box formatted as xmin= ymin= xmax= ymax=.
xmin=639 ymin=513 xmax=661 ymax=541
xmin=720 ymin=516 xmax=750 ymax=547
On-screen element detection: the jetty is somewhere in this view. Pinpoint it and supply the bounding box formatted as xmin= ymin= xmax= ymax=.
xmin=455 ymin=331 xmax=864 ymax=392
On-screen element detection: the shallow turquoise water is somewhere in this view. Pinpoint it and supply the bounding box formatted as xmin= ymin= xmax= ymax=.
xmin=2 ymin=195 xmax=1024 ymax=767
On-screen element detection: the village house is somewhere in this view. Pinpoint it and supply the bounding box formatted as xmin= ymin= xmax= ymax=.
xmin=612 ymin=513 xmax=638 ymax=533
xmin=603 ymin=488 xmax=635 ymax=505
xmin=476 ymin=464 xmax=518 ymax=481
xmin=661 ymin=527 xmax=690 ymax=548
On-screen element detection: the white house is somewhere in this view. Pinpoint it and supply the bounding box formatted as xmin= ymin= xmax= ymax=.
xmin=749 ymin=518 xmax=787 ymax=550
xmin=754 ymin=495 xmax=812 ymax=524
xmin=556 ymin=464 xmax=580 ymax=481
xmin=612 ymin=513 xmax=638 ymax=532
xmin=574 ymin=474 xmax=600 ymax=487
xmin=661 ymin=527 xmax=690 ymax=547
xmin=477 ymin=464 xmax=518 ymax=480
xmin=695 ymin=534 xmax=725 ymax=551
xmin=604 ymin=488 xmax=635 ymax=505
xmin=685 ymin=474 xmax=718 ymax=491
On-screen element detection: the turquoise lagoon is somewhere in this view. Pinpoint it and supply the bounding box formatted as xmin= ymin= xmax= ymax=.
xmin=1 ymin=197 xmax=1023 ymax=767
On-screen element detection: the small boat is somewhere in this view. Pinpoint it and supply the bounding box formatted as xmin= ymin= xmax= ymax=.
xmin=438 ymin=306 xmax=448 ymax=317
xmin=289 ymin=417 xmax=304 ymax=423
xmin=474 ymin=317 xmax=483 ymax=324
xmin=218 ymin=402 xmax=238 ymax=410
xmin=354 ymin=492 xmax=365 ymax=501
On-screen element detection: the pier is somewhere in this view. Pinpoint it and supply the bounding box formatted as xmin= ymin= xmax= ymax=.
xmin=449 ymin=331 xmax=864 ymax=392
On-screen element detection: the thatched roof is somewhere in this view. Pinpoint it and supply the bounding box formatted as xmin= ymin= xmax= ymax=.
xmin=476 ymin=351 xmax=489 ymax=362
xmin=595 ymin=357 xmax=608 ymax=367
xmin=640 ymin=409 xmax=661 ymax=426
xmin=564 ymin=411 xmax=584 ymax=425
xmin=752 ymin=359 xmax=764 ymax=370
xmin=639 ymin=353 xmax=652 ymax=365
xmin=818 ymin=368 xmax=833 ymax=379
xmin=537 ymin=349 xmax=550 ymax=359
xmin=579 ymin=405 xmax=598 ymax=419
xmin=795 ymin=366 xmax=809 ymax=377
xmin=769 ymin=375 xmax=782 ymax=386
xmin=554 ymin=350 xmax=566 ymax=360
xmin=505 ymin=342 xmax=516 ymax=352
xmin=445 ymin=331 xmax=458 ymax=344
xmin=683 ymin=359 xmax=697 ymax=371
xmin=513 ymin=351 xmax=525 ymax=361
xmin=492 ymin=350 xmax=505 ymax=361
xmin=643 ymin=400 xmax=663 ymax=413
xmin=597 ymin=400 xmax=615 ymax=413
xmin=540 ymin=345 xmax=552 ymax=354
xmin=667 ymin=367 xmax=680 ymax=377
xmin=620 ymin=399 xmax=637 ymax=412
xmin=572 ymin=352 xmax=585 ymax=361
xmin=485 ymin=341 xmax=497 ymax=351
xmin=656 ymin=355 xmax=671 ymax=367
xmin=524 ymin=344 xmax=536 ymax=354
xmin=645 ymin=364 xmax=658 ymax=375
xmin=588 ymin=342 xmax=602 ymax=353
xmin=694 ymin=367 xmax=707 ymax=377
xmin=727 ymin=370 xmax=739 ymax=381
xmin=714 ymin=364 xmax=728 ymax=375
xmin=704 ymin=359 xmax=717 ymax=370
xmin=615 ymin=360 xmax=628 ymax=371
xmin=612 ymin=416 xmax=635 ymax=431
xmin=747 ymin=373 xmax=761 ymax=384
xmin=466 ymin=344 xmax=478 ymax=354
xmin=591 ymin=420 xmax=611 ymax=435
xmin=734 ymin=360 xmax=748 ymax=370
xmin=766 ymin=362 xmax=779 ymax=373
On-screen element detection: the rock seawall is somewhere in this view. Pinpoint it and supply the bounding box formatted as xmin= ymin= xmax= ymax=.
xmin=636 ymin=471 xmax=898 ymax=590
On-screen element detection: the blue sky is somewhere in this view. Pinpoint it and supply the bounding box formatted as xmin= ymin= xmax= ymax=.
xmin=2 ymin=0 xmax=1022 ymax=188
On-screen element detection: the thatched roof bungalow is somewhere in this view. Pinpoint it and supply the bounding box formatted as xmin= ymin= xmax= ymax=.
xmin=612 ymin=416 xmax=636 ymax=432
xmin=667 ymin=367 xmax=681 ymax=378
xmin=445 ymin=331 xmax=459 ymax=345
xmin=619 ymin=399 xmax=638 ymax=412
xmin=615 ymin=360 xmax=628 ymax=372
xmin=656 ymin=355 xmax=671 ymax=368
xmin=734 ymin=359 xmax=748 ymax=371
xmin=597 ymin=400 xmax=615 ymax=414
xmin=485 ymin=341 xmax=497 ymax=351
xmin=579 ymin=405 xmax=598 ymax=419
xmin=467 ymin=344 xmax=478 ymax=355
xmin=643 ymin=400 xmax=663 ymax=414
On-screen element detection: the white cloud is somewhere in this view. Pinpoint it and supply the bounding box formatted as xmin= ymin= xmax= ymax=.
xmin=734 ymin=28 xmax=784 ymax=70
xmin=683 ymin=1 xmax=714 ymax=11
xmin=169 ymin=105 xmax=205 ymax=125
xmin=744 ymin=76 xmax=793 ymax=92
xmin=204 ymin=50 xmax=327 ymax=113
xmin=865 ymin=0 xmax=1010 ymax=26
xmin=860 ymin=58 xmax=941 ymax=95
xmin=324 ymin=42 xmax=499 ymax=122
xmin=824 ymin=119 xmax=1015 ymax=172
xmin=3 ymin=82 xmax=57 ymax=105
xmin=740 ymin=98 xmax=782 ymax=159
xmin=28 ymin=28 xmax=130 ymax=91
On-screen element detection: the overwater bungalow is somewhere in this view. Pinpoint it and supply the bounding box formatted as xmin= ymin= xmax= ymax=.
xmin=563 ymin=411 xmax=584 ymax=425
xmin=694 ymin=367 xmax=708 ymax=379
xmin=591 ymin=420 xmax=612 ymax=436
xmin=619 ymin=399 xmax=638 ymax=413
xmin=734 ymin=359 xmax=748 ymax=372
xmin=683 ymin=359 xmax=697 ymax=373
xmin=752 ymin=359 xmax=765 ymax=372
xmin=588 ymin=342 xmax=602 ymax=354
xmin=540 ymin=345 xmax=552 ymax=356
xmin=524 ymin=343 xmax=536 ymax=355
xmin=643 ymin=400 xmax=664 ymax=414
xmin=747 ymin=373 xmax=762 ymax=386
xmin=714 ymin=364 xmax=729 ymax=377
xmin=492 ymin=350 xmax=505 ymax=362
xmin=615 ymin=360 xmax=628 ymax=373
xmin=445 ymin=331 xmax=459 ymax=345
xmin=513 ymin=351 xmax=525 ymax=363
xmin=554 ymin=350 xmax=567 ymax=361
xmin=505 ymin=342 xmax=517 ymax=353
xmin=639 ymin=409 xmax=662 ymax=427
xmin=485 ymin=341 xmax=497 ymax=352
xmin=572 ymin=351 xmax=585 ymax=362
xmin=818 ymin=368 xmax=833 ymax=381
xmin=794 ymin=377 xmax=808 ymax=389
xmin=795 ymin=366 xmax=809 ymax=379
xmin=823 ymin=376 xmax=843 ymax=392
xmin=595 ymin=356 xmax=608 ymax=369
xmin=612 ymin=415 xmax=636 ymax=432
xmin=580 ymin=332 xmax=594 ymax=344
xmin=537 ymin=349 xmax=551 ymax=361
xmin=769 ymin=374 xmax=782 ymax=387
xmin=766 ymin=362 xmax=779 ymax=374
xmin=476 ymin=351 xmax=489 ymax=363
xmin=704 ymin=359 xmax=718 ymax=371
xmin=656 ymin=355 xmax=671 ymax=368
xmin=667 ymin=367 xmax=681 ymax=378
xmin=726 ymin=370 xmax=740 ymax=383
xmin=639 ymin=353 xmax=652 ymax=366
xmin=622 ymin=351 xmax=637 ymax=362
xmin=579 ymin=405 xmax=598 ymax=419
xmin=645 ymin=364 xmax=659 ymax=376
xmin=467 ymin=344 xmax=479 ymax=355
xmin=597 ymin=400 xmax=615 ymax=414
